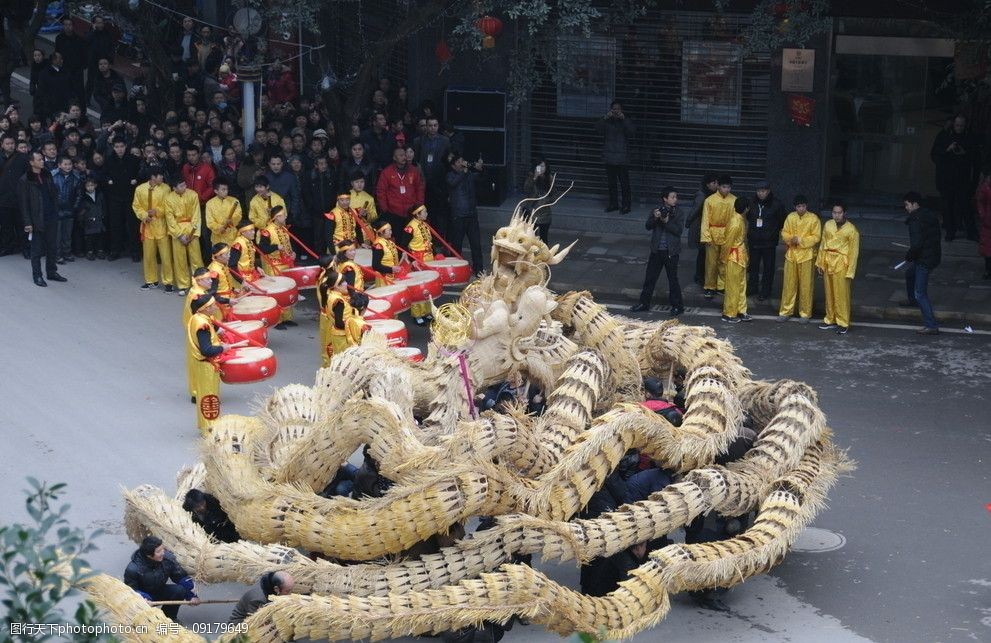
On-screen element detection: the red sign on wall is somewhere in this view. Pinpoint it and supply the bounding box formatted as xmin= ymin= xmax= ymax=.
xmin=787 ymin=94 xmax=815 ymax=127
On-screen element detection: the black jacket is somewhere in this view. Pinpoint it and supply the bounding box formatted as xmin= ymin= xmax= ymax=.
xmin=645 ymin=204 xmax=683 ymax=254
xmin=36 ymin=65 xmax=75 ymax=118
xmin=446 ymin=168 xmax=480 ymax=218
xmin=305 ymin=168 xmax=338 ymax=222
xmin=18 ymin=171 xmax=59 ymax=231
xmin=123 ymin=550 xmax=193 ymax=599
xmin=746 ymin=193 xmax=786 ymax=248
xmin=54 ymin=32 xmax=88 ymax=73
xmin=78 ymin=190 xmax=107 ymax=235
xmin=0 ymin=151 xmax=29 ymax=202
xmin=340 ymin=157 xmax=377 ymax=194
xmin=104 ymin=152 xmax=139 ymax=200
xmin=191 ymin=494 xmax=240 ymax=543
xmin=930 ymin=128 xmax=980 ymax=192
xmin=906 ymin=207 xmax=941 ymax=270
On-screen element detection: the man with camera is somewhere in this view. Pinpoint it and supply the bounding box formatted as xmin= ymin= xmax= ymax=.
xmin=595 ymin=100 xmax=635 ymax=214
xmin=630 ymin=187 xmax=684 ymax=316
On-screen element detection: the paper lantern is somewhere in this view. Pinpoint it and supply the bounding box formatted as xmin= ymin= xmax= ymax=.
xmin=476 ymin=15 xmax=503 ymax=49
xmin=435 ymin=40 xmax=453 ymax=64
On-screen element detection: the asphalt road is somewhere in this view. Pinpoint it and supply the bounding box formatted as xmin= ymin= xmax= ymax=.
xmin=1 ymin=253 xmax=990 ymax=643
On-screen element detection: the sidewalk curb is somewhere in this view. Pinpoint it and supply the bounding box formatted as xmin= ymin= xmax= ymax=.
xmin=544 ymin=280 xmax=991 ymax=328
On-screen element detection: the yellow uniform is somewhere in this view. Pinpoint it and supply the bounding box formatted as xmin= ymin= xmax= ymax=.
xmin=260 ymin=221 xmax=295 ymax=322
xmin=132 ymin=181 xmax=174 ymax=286
xmin=350 ymin=189 xmax=379 ymax=225
xmin=187 ymin=311 xmax=223 ymax=432
xmin=325 ymin=206 xmax=358 ymax=248
xmin=248 ymin=192 xmax=286 ymax=228
xmin=166 ymin=189 xmax=205 ymax=290
xmin=372 ymin=237 xmax=401 ymax=286
xmin=336 ymin=259 xmax=365 ymax=292
xmin=316 ymin=274 xmax=331 ymax=368
xmin=405 ymin=218 xmax=434 ymax=318
xmin=700 ymin=191 xmax=736 ymax=291
xmin=182 ymin=284 xmax=217 ymax=398
xmin=720 ymin=210 xmax=748 ymax=318
xmin=816 ymin=219 xmax=860 ymax=329
xmin=778 ymin=212 xmax=822 ymax=319
xmin=230 ymin=237 xmax=260 ymax=283
xmin=323 ymin=290 xmax=356 ymax=366
xmin=208 ymin=259 xmax=238 ymax=299
xmin=205 ymin=195 xmax=243 ymax=246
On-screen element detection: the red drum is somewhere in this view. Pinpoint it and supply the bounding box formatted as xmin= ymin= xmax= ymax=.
xmin=426 ymin=258 xmax=472 ymax=286
xmin=398 ymin=270 xmax=442 ymax=303
xmin=281 ymin=265 xmax=321 ymax=290
xmin=355 ymin=247 xmax=373 ymax=267
xmin=254 ymin=275 xmax=299 ymax=307
xmin=366 ymin=319 xmax=408 ymax=347
xmin=229 ymin=296 xmax=281 ymax=327
xmin=220 ymin=320 xmax=268 ymax=347
xmin=365 ymin=284 xmax=410 ymax=315
xmin=392 ymin=347 xmax=423 ymax=362
xmin=364 ymin=297 xmax=393 ymax=321
xmin=217 ymin=347 xmax=278 ymax=384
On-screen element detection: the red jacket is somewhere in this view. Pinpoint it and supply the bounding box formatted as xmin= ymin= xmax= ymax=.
xmin=181 ymin=162 xmax=216 ymax=204
xmin=266 ymin=71 xmax=297 ymax=104
xmin=375 ymin=163 xmax=425 ymax=217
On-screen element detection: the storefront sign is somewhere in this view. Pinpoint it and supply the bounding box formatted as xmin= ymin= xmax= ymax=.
xmin=787 ymin=94 xmax=815 ymax=126
xmin=782 ymin=48 xmax=815 ymax=92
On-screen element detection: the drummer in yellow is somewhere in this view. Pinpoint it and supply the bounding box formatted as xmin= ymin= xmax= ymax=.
xmin=371 ymin=222 xmax=405 ymax=286
xmin=165 ymin=176 xmax=205 ymax=296
xmin=321 ymin=270 xmax=364 ymax=366
xmin=404 ymin=205 xmax=435 ymax=325
xmin=325 ymin=193 xmax=359 ymax=250
xmin=187 ymin=295 xmax=243 ymax=433
xmin=816 ymin=201 xmax=860 ymax=335
xmin=700 ymin=175 xmax=736 ymax=298
xmin=205 ymin=179 xmax=242 ymax=247
xmin=208 ymin=243 xmax=241 ymax=302
xmin=248 ymin=176 xmax=286 ymax=228
xmin=334 ymin=239 xmax=365 ymax=291
xmin=132 ymin=168 xmax=175 ymax=291
xmin=777 ymin=194 xmax=822 ymax=323
xmin=183 ymin=268 xmax=227 ymax=404
xmin=349 ymin=172 xmax=379 ymax=237
xmin=229 ymin=222 xmax=263 ymax=285
xmin=720 ymin=198 xmax=752 ymax=324
xmin=257 ymin=205 xmax=297 ymax=328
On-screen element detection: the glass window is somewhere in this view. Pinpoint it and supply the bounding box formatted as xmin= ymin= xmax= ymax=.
xmin=681 ymin=40 xmax=743 ymax=126
xmin=556 ymin=35 xmax=617 ymax=118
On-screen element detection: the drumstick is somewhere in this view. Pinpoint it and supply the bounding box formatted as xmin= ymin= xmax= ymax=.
xmin=214 ymin=320 xmax=265 ymax=349
xmin=252 ymin=241 xmax=283 ymax=274
xmin=147 ymin=599 xmax=239 ymax=606
xmin=285 ymin=226 xmax=321 ymax=259
xmin=229 ymin=268 xmax=266 ymax=294
xmin=420 ymin=219 xmax=465 ymax=261
xmin=394 ymin=243 xmax=430 ymax=270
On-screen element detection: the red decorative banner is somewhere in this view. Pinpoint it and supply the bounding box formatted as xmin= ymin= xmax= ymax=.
xmin=787 ymin=94 xmax=815 ymax=127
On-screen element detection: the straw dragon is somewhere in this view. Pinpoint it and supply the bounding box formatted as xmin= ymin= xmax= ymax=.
xmin=80 ymin=205 xmax=851 ymax=642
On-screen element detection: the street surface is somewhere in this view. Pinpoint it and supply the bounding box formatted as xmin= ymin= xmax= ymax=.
xmin=1 ymin=254 xmax=990 ymax=643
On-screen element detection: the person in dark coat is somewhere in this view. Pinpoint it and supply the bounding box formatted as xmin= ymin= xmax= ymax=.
xmin=0 ymin=133 xmax=29 ymax=256
xmin=361 ymin=112 xmax=397 ymax=170
xmin=123 ymin=536 xmax=200 ymax=621
xmin=86 ymin=15 xmax=117 ymax=85
xmin=902 ymin=191 xmax=942 ymax=335
xmin=104 ymin=137 xmax=140 ymax=261
xmin=29 ymin=48 xmax=46 ymax=98
xmin=580 ymin=542 xmax=651 ymax=597
xmin=930 ymin=115 xmax=981 ymax=241
xmin=340 ymin=141 xmax=377 ymax=194
xmin=230 ymin=572 xmax=295 ymax=624
xmin=54 ymin=18 xmax=87 ymax=105
xmin=86 ymin=58 xmax=122 ymax=113
xmin=685 ymin=173 xmax=718 ymax=286
xmin=446 ymin=154 xmax=484 ymax=275
xmin=36 ymin=52 xmax=76 ymax=120
xmin=594 ymin=100 xmax=635 ymax=214
xmin=182 ymin=488 xmax=240 ymax=543
xmin=78 ymin=175 xmax=107 ymax=259
xmin=746 ymin=180 xmax=787 ymax=301
xmin=19 ymin=151 xmax=67 ymax=287
xmin=305 ymin=158 xmax=339 ymax=254
xmin=631 ymin=186 xmax=684 ymax=316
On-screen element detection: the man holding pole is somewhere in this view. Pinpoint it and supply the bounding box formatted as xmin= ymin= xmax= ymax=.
xmin=124 ymin=536 xmax=200 ymax=621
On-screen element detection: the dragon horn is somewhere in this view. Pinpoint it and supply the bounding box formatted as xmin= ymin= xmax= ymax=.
xmin=548 ymin=240 xmax=577 ymax=265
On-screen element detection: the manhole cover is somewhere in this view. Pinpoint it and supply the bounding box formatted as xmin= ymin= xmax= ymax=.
xmin=791 ymin=527 xmax=846 ymax=553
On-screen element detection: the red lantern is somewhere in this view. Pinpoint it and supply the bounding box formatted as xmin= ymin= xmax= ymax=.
xmin=475 ymin=15 xmax=503 ymax=49
xmin=435 ymin=40 xmax=453 ymax=64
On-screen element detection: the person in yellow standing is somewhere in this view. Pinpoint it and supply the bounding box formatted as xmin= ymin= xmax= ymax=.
xmin=324 ymin=193 xmax=358 ymax=250
xmin=700 ymin=175 xmax=736 ymax=299
xmin=720 ymin=198 xmax=752 ymax=323
xmin=133 ymin=169 xmax=174 ymax=291
xmin=205 ymin=179 xmax=242 ymax=247
xmin=816 ymin=201 xmax=860 ymax=335
xmin=404 ymin=204 xmax=435 ymax=325
xmin=248 ymin=176 xmax=285 ymax=228
xmin=349 ymin=172 xmax=379 ymax=238
xmin=183 ymin=268 xmax=226 ymax=404
xmin=188 ymin=295 xmax=243 ymax=433
xmin=320 ymin=269 xmax=355 ymax=366
xmin=371 ymin=222 xmax=405 ymax=286
xmin=165 ymin=176 xmax=205 ymax=296
xmin=777 ymin=194 xmax=822 ymax=323
xmin=258 ymin=205 xmax=297 ymax=328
